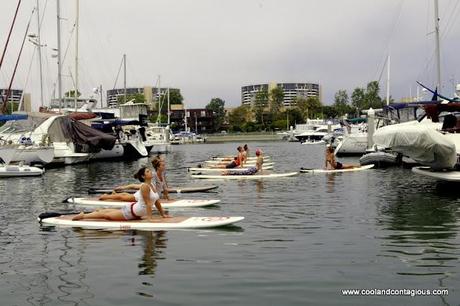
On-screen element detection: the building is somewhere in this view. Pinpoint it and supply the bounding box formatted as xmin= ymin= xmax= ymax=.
xmin=241 ymin=82 xmax=321 ymax=108
xmin=169 ymin=104 xmax=214 ymax=134
xmin=0 ymin=89 xmax=32 ymax=112
xmin=106 ymin=86 xmax=180 ymax=109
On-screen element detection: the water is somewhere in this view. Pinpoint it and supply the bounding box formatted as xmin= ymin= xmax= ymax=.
xmin=1 ymin=141 xmax=459 ymax=305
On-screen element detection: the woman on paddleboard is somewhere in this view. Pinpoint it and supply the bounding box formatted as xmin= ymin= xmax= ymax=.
xmin=99 ymin=156 xmax=172 ymax=202
xmin=73 ymin=167 xmax=170 ymax=221
xmin=325 ymin=145 xmax=357 ymax=170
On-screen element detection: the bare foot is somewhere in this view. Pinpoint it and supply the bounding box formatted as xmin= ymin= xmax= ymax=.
xmin=72 ymin=212 xmax=85 ymax=221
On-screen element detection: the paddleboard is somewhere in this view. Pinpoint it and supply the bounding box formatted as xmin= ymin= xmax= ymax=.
xmin=412 ymin=166 xmax=460 ymax=182
xmin=66 ymin=198 xmax=220 ymax=208
xmin=212 ymin=156 xmax=271 ymax=161
xmin=190 ymin=172 xmax=298 ymax=180
xmin=188 ymin=165 xmax=273 ymax=172
xmin=38 ymin=214 xmax=244 ymax=230
xmin=88 ymin=185 xmax=219 ymax=194
xmin=204 ymin=160 xmax=274 ymax=166
xmin=300 ymin=164 xmax=374 ymax=173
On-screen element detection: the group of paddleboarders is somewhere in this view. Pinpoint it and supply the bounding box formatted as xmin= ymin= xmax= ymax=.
xmin=73 ymin=155 xmax=172 ymax=221
xmin=209 ymin=144 xmax=265 ymax=175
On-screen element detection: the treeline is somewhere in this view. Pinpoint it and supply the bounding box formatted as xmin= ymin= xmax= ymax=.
xmin=225 ymin=81 xmax=389 ymax=132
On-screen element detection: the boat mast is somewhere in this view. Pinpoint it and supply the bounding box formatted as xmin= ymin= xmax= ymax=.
xmin=386 ymin=54 xmax=390 ymax=105
xmin=167 ymin=87 xmax=170 ymax=126
xmin=434 ymin=0 xmax=441 ymax=91
xmin=156 ymin=75 xmax=161 ymax=124
xmin=36 ymin=0 xmax=44 ymax=107
xmin=123 ymin=54 xmax=126 ymax=104
xmin=56 ymin=0 xmax=62 ymax=112
xmin=74 ymin=0 xmax=79 ymax=111
xmin=0 ymin=0 xmax=21 ymax=73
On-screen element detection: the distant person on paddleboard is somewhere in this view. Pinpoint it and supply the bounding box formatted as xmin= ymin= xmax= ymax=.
xmin=73 ymin=167 xmax=170 ymax=221
xmin=225 ymin=148 xmax=264 ymax=175
xmin=208 ymin=146 xmax=244 ymax=169
xmin=242 ymin=144 xmax=249 ymax=165
xmin=325 ymin=145 xmax=358 ymax=170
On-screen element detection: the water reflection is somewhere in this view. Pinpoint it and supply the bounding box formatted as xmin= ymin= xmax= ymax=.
xmin=377 ymin=180 xmax=459 ymax=277
xmin=325 ymin=173 xmax=336 ymax=194
xmin=136 ymin=231 xmax=168 ymax=276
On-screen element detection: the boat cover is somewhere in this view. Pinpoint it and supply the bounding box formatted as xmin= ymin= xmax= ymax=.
xmin=49 ymin=117 xmax=116 ymax=152
xmin=373 ymin=121 xmax=457 ymax=169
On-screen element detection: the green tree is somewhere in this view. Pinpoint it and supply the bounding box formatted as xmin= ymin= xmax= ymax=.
xmin=351 ymin=87 xmax=366 ymax=114
xmin=228 ymin=105 xmax=251 ymax=131
xmin=333 ymin=89 xmax=349 ymax=116
xmin=365 ymin=81 xmax=384 ymax=109
xmin=64 ymin=90 xmax=81 ymax=98
xmin=117 ymin=93 xmax=146 ymax=104
xmin=253 ymin=90 xmax=268 ymax=126
xmin=166 ymin=89 xmax=183 ymax=105
xmin=269 ymin=86 xmax=284 ymax=114
xmin=295 ymin=96 xmax=322 ymax=120
xmin=322 ymin=105 xmax=339 ymax=118
xmin=206 ymin=98 xmax=226 ymax=132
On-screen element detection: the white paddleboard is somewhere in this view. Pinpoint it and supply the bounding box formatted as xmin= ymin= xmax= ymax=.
xmin=204 ymin=160 xmax=274 ymax=166
xmin=66 ymin=198 xmax=220 ymax=208
xmin=88 ymin=185 xmax=219 ymax=194
xmin=190 ymin=172 xmax=298 ymax=180
xmin=188 ymin=165 xmax=273 ymax=172
xmin=300 ymin=164 xmax=374 ymax=173
xmin=39 ymin=215 xmax=244 ymax=230
xmin=412 ymin=166 xmax=460 ymax=182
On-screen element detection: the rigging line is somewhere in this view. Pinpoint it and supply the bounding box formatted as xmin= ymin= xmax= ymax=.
xmin=441 ymin=0 xmax=460 ymax=39
xmin=1 ymin=8 xmax=36 ymax=113
xmin=18 ymin=42 xmax=37 ymax=111
xmin=51 ymin=24 xmax=75 ymax=92
xmin=0 ymin=0 xmax=22 ymax=73
xmin=112 ymin=56 xmax=124 ymax=90
xmin=373 ymin=0 xmax=404 ymax=81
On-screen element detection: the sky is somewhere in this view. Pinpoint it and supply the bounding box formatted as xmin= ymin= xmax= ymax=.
xmin=1 ymin=0 xmax=460 ymax=111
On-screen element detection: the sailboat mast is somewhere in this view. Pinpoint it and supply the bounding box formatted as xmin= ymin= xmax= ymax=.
xmin=167 ymin=87 xmax=170 ymax=126
xmin=74 ymin=0 xmax=79 ymax=111
xmin=386 ymin=54 xmax=390 ymax=106
xmin=56 ymin=0 xmax=62 ymax=112
xmin=434 ymin=0 xmax=441 ymax=91
xmin=123 ymin=54 xmax=126 ymax=104
xmin=36 ymin=0 xmax=44 ymax=107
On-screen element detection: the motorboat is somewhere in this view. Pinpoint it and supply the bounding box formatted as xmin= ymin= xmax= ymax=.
xmin=0 ymin=163 xmax=44 ymax=177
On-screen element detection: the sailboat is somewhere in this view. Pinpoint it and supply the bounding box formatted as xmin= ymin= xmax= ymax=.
xmin=373 ymin=0 xmax=460 ymax=177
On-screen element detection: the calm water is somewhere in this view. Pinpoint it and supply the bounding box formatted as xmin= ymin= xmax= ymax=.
xmin=1 ymin=141 xmax=459 ymax=305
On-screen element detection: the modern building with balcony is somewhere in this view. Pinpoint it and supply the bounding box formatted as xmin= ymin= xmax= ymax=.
xmin=241 ymin=82 xmax=321 ymax=108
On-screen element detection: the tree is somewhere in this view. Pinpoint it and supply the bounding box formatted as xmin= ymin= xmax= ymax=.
xmin=64 ymin=90 xmax=81 ymax=98
xmin=365 ymin=81 xmax=384 ymax=109
xmin=333 ymin=89 xmax=350 ymax=116
xmin=228 ymin=105 xmax=251 ymax=131
xmin=351 ymin=87 xmax=366 ymax=114
xmin=253 ymin=89 xmax=268 ymax=126
xmin=269 ymin=86 xmax=284 ymax=114
xmin=166 ymin=89 xmax=183 ymax=105
xmin=206 ymin=98 xmax=226 ymax=132
xmin=295 ymin=96 xmax=322 ymax=120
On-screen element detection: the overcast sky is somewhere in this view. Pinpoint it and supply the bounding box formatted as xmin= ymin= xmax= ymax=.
xmin=1 ymin=0 xmax=459 ymax=110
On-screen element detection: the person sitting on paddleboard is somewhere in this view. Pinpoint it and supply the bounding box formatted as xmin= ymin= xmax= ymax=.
xmin=73 ymin=167 xmax=170 ymax=221
xmin=242 ymin=144 xmax=249 ymax=165
xmin=325 ymin=145 xmax=357 ymax=170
